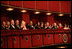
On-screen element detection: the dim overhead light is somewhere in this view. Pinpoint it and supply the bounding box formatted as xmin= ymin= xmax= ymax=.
xmin=21 ymin=10 xmax=27 ymax=13
xmin=46 ymin=13 xmax=52 ymax=15
xmin=58 ymin=13 xmax=64 ymax=16
xmin=57 ymin=46 xmax=66 ymax=48
xmin=34 ymin=11 xmax=40 ymax=14
xmin=6 ymin=8 xmax=14 ymax=11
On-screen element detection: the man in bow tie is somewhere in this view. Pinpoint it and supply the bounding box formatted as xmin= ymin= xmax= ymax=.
xmin=15 ymin=20 xmax=21 ymax=30
xmin=10 ymin=19 xmax=15 ymax=30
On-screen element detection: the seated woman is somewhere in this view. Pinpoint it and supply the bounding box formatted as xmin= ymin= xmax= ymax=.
xmin=29 ymin=21 xmax=35 ymax=29
xmin=35 ymin=22 xmax=41 ymax=29
xmin=45 ymin=22 xmax=51 ymax=29
xmin=6 ymin=21 xmax=10 ymax=30
xmin=58 ymin=23 xmax=63 ymax=29
xmin=64 ymin=24 xmax=70 ymax=30
xmin=1 ymin=21 xmax=6 ymax=30
xmin=21 ymin=20 xmax=27 ymax=30
xmin=52 ymin=23 xmax=58 ymax=29
xmin=40 ymin=22 xmax=45 ymax=29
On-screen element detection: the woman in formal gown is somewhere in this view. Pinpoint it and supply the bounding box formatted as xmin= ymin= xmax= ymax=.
xmin=64 ymin=24 xmax=70 ymax=30
xmin=21 ymin=20 xmax=27 ymax=30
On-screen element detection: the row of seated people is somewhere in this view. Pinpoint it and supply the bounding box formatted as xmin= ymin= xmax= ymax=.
xmin=1 ymin=19 xmax=71 ymax=30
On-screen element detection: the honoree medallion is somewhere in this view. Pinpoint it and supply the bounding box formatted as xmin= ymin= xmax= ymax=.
xmin=63 ymin=34 xmax=68 ymax=43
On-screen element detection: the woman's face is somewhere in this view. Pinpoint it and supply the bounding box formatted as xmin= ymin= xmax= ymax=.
xmin=38 ymin=22 xmax=40 ymax=26
xmin=30 ymin=21 xmax=33 ymax=25
xmin=22 ymin=21 xmax=25 ymax=25
xmin=7 ymin=22 xmax=10 ymax=26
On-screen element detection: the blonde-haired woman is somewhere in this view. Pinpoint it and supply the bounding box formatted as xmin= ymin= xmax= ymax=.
xmin=64 ymin=24 xmax=70 ymax=30
xmin=21 ymin=20 xmax=27 ymax=30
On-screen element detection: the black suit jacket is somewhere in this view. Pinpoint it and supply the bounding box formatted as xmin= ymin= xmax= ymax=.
xmin=15 ymin=25 xmax=21 ymax=30
xmin=29 ymin=25 xmax=34 ymax=29
xmin=1 ymin=25 xmax=6 ymax=30
xmin=10 ymin=24 xmax=15 ymax=30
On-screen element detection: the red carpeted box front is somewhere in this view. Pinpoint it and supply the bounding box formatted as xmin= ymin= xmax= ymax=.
xmin=1 ymin=37 xmax=7 ymax=48
xmin=67 ymin=34 xmax=71 ymax=43
xmin=20 ymin=35 xmax=31 ymax=48
xmin=32 ymin=34 xmax=43 ymax=47
xmin=54 ymin=34 xmax=63 ymax=44
xmin=43 ymin=34 xmax=54 ymax=45
xmin=7 ymin=37 xmax=13 ymax=48
xmin=13 ymin=36 xmax=20 ymax=48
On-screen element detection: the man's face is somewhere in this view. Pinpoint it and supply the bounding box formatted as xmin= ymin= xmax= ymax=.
xmin=16 ymin=20 xmax=19 ymax=25
xmin=11 ymin=20 xmax=14 ymax=25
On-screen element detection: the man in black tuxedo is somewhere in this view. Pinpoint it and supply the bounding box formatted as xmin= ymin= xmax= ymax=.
xmin=40 ymin=22 xmax=45 ymax=29
xmin=35 ymin=22 xmax=41 ymax=29
xmin=10 ymin=19 xmax=16 ymax=30
xmin=26 ymin=23 xmax=30 ymax=29
xmin=29 ymin=21 xmax=35 ymax=29
xmin=15 ymin=20 xmax=21 ymax=30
